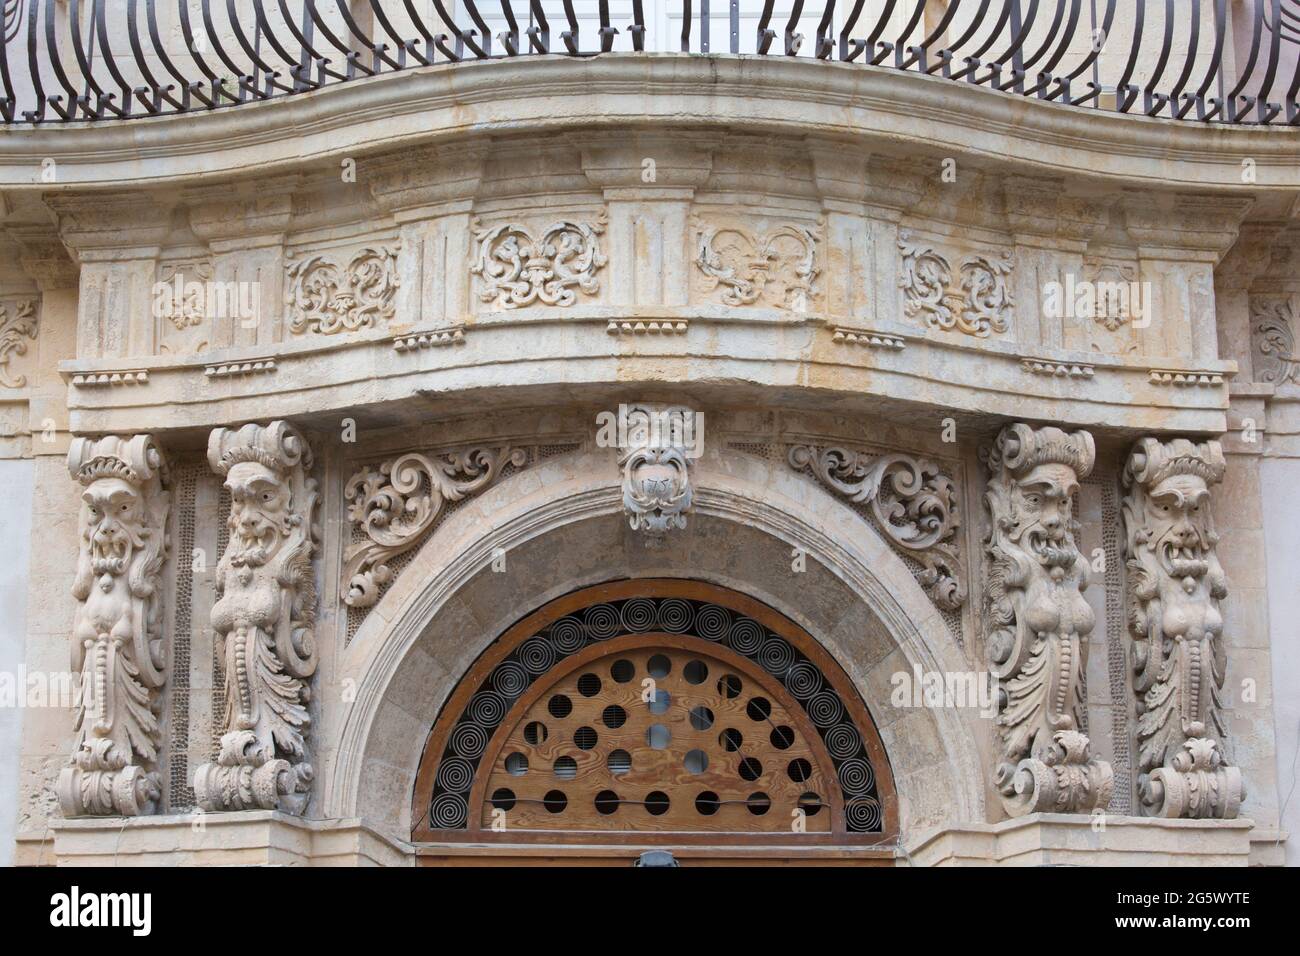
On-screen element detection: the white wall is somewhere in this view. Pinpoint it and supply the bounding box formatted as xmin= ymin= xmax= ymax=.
xmin=0 ymin=458 xmax=34 ymax=868
xmin=1262 ymin=455 xmax=1300 ymax=867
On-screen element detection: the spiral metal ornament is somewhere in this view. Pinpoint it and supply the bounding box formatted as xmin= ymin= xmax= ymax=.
xmin=694 ymin=604 xmax=731 ymax=641
xmin=449 ymin=722 xmax=492 ymax=759
xmin=656 ymin=598 xmax=694 ymax=632
xmin=435 ymin=756 xmax=476 ymax=793
xmin=758 ymin=638 xmax=796 ymax=676
xmin=837 ymin=757 xmax=876 ymax=795
xmin=584 ymin=604 xmax=621 ymax=640
xmin=548 ymin=617 xmax=587 ymax=654
xmin=430 ymin=792 xmax=470 ymax=829
xmin=824 ymin=723 xmax=862 ymax=760
xmin=726 ymin=617 xmax=766 ymax=655
xmin=518 ymin=638 xmax=557 ymax=676
xmin=491 ymin=661 xmax=530 ymax=699
xmin=807 ymin=690 xmax=845 ymax=728
xmin=784 ymin=661 xmax=822 ymax=700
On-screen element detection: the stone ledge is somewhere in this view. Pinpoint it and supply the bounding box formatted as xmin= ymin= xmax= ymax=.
xmin=904 ymin=815 xmax=1260 ymax=867
xmin=45 ymin=812 xmax=414 ymax=867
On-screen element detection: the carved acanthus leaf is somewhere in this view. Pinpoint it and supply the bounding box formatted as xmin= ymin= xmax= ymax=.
xmin=472 ymin=216 xmax=607 ymax=309
xmin=1083 ymin=259 xmax=1140 ymax=332
xmin=59 ymin=434 xmax=171 ymax=817
xmin=343 ymin=446 xmax=527 ymax=609
xmin=0 ymin=300 xmax=38 ymax=388
xmin=1123 ymin=437 xmax=1243 ymax=819
xmin=898 ymin=232 xmax=1013 ymax=337
xmin=695 ymin=223 xmax=820 ymax=312
xmin=156 ymin=260 xmax=214 ymax=331
xmin=788 ymin=445 xmax=965 ymax=611
xmin=286 ymin=245 xmax=399 ymax=335
xmin=981 ymin=423 xmax=1112 ymax=817
xmin=1250 ymin=296 xmax=1297 ymax=385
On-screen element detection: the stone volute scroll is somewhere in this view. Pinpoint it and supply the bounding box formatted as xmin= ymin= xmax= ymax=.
xmin=59 ymin=435 xmax=171 ymax=818
xmin=1123 ymin=438 xmax=1244 ymax=819
xmin=193 ymin=421 xmax=319 ymax=815
xmin=982 ymin=424 xmax=1113 ymax=817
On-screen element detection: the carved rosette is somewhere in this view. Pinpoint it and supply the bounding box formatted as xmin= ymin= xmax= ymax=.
xmin=59 ymin=435 xmax=171 ymax=817
xmin=620 ymin=404 xmax=696 ymax=536
xmin=1123 ymin=437 xmax=1244 ymax=819
xmin=694 ymin=224 xmax=820 ymax=312
xmin=982 ymin=423 xmax=1112 ymax=816
xmin=193 ymin=421 xmax=319 ymax=814
xmin=286 ymin=246 xmax=399 ymax=335
xmin=788 ymin=446 xmax=965 ymax=611
xmin=0 ymin=299 xmax=38 ymax=388
xmin=343 ymin=446 xmax=527 ymax=609
xmin=1250 ymin=296 xmax=1297 ymax=385
xmin=898 ymin=232 xmax=1013 ymax=337
xmin=472 ymin=216 xmax=607 ymax=308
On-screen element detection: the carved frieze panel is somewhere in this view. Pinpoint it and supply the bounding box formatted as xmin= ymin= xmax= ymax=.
xmin=1123 ymin=438 xmax=1243 ymax=819
xmin=693 ymin=222 xmax=821 ymax=312
xmin=471 ymin=215 xmax=607 ymax=309
xmin=789 ymin=445 xmax=965 ymax=611
xmin=194 ymin=422 xmax=319 ymax=814
xmin=286 ymin=245 xmax=399 ymax=335
xmin=60 ymin=435 xmax=171 ymax=817
xmin=0 ymin=299 xmax=38 ymax=388
xmin=982 ymin=423 xmax=1113 ymax=816
xmin=343 ymin=446 xmax=527 ymax=610
xmin=155 ymin=259 xmax=214 ymax=355
xmin=1083 ymin=258 xmax=1140 ymax=333
xmin=898 ymin=231 xmax=1014 ymax=337
xmin=1251 ymin=296 xmax=1297 ymax=385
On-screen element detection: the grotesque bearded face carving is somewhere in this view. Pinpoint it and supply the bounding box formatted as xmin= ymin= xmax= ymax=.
xmin=1008 ymin=462 xmax=1081 ymax=581
xmin=82 ymin=477 xmax=145 ymax=581
xmin=1146 ymin=473 xmax=1214 ymax=592
xmin=225 ymin=461 xmax=291 ymax=568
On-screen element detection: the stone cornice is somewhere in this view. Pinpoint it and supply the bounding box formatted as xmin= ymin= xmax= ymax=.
xmin=0 ymin=57 xmax=1295 ymax=196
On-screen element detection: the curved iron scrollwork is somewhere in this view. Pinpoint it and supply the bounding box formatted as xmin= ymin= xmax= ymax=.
xmin=2 ymin=1 xmax=1298 ymax=125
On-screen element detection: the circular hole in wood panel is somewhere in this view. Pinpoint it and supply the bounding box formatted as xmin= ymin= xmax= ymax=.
xmin=684 ymin=749 xmax=709 ymax=774
xmin=523 ymin=721 xmax=548 ymax=745
xmin=548 ymin=694 xmax=573 ymax=719
xmin=689 ymin=705 xmax=715 ymax=731
xmin=648 ymin=689 xmax=670 ymax=715
xmin=799 ymin=792 xmax=824 ymax=816
xmin=647 ymin=654 xmax=672 ymax=678
xmin=738 ymin=757 xmax=763 ymax=781
xmin=719 ymin=728 xmax=743 ymax=752
xmin=770 ymin=725 xmax=795 ymax=750
xmin=543 ymin=790 xmax=567 ymax=814
xmin=577 ymin=673 xmax=602 ymax=697
xmin=601 ymin=704 xmax=627 ymax=729
xmin=607 ymin=749 xmax=632 ymax=774
xmin=746 ymin=792 xmax=771 ymax=815
xmin=646 ymin=724 xmax=671 ymax=749
xmin=746 ymin=697 xmax=772 ymax=721
xmin=610 ymin=659 xmax=635 ymax=683
xmin=695 ymin=791 xmax=721 ymax=815
xmin=684 ymin=660 xmax=708 ymax=685
xmin=490 ymin=788 xmax=516 ymax=811
xmin=787 ymin=757 xmax=813 ymax=783
xmin=504 ymin=752 xmax=529 ymax=776
xmin=644 ymin=791 xmax=670 ymax=815
xmin=574 ymin=726 xmax=598 ymax=750
xmin=595 ymin=790 xmax=620 ymax=815
xmin=717 ymin=674 xmax=742 ymax=699
xmin=554 ymin=756 xmax=578 ymax=779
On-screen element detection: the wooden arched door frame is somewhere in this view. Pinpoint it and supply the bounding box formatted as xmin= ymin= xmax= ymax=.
xmin=411 ymin=578 xmax=899 ymax=856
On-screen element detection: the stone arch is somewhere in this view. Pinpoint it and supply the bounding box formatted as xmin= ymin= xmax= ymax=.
xmin=322 ymin=447 xmax=986 ymax=845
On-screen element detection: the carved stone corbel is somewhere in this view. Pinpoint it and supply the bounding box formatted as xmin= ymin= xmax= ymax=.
xmin=618 ymin=404 xmax=696 ymax=536
xmin=59 ymin=435 xmax=171 ymax=817
xmin=193 ymin=421 xmax=319 ymax=815
xmin=1123 ymin=437 xmax=1244 ymax=819
xmin=788 ymin=446 xmax=965 ymax=611
xmin=982 ymin=423 xmax=1113 ymax=816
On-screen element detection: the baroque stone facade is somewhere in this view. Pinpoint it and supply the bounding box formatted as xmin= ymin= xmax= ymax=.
xmin=1 ymin=31 xmax=1297 ymax=868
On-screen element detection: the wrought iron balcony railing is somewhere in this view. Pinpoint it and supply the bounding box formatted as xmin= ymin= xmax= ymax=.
xmin=2 ymin=1 xmax=1299 ymax=125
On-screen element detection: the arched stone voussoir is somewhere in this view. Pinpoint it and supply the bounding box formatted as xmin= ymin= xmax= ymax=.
xmin=324 ymin=448 xmax=986 ymax=842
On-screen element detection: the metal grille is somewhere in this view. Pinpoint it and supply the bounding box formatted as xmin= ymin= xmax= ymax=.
xmin=2 ymin=2 xmax=1298 ymax=125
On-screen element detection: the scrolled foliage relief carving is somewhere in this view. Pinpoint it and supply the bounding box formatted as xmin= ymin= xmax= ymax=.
xmin=59 ymin=435 xmax=171 ymax=817
xmin=788 ymin=445 xmax=965 ymax=612
xmin=694 ymin=223 xmax=820 ymax=312
xmin=286 ymin=245 xmax=399 ymax=335
xmin=471 ymin=216 xmax=607 ymax=309
xmin=343 ymin=446 xmax=527 ymax=609
xmin=1123 ymin=437 xmax=1244 ymax=819
xmin=898 ymin=232 xmax=1013 ymax=337
xmin=982 ymin=423 xmax=1112 ymax=816
xmin=194 ymin=421 xmax=319 ymax=814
